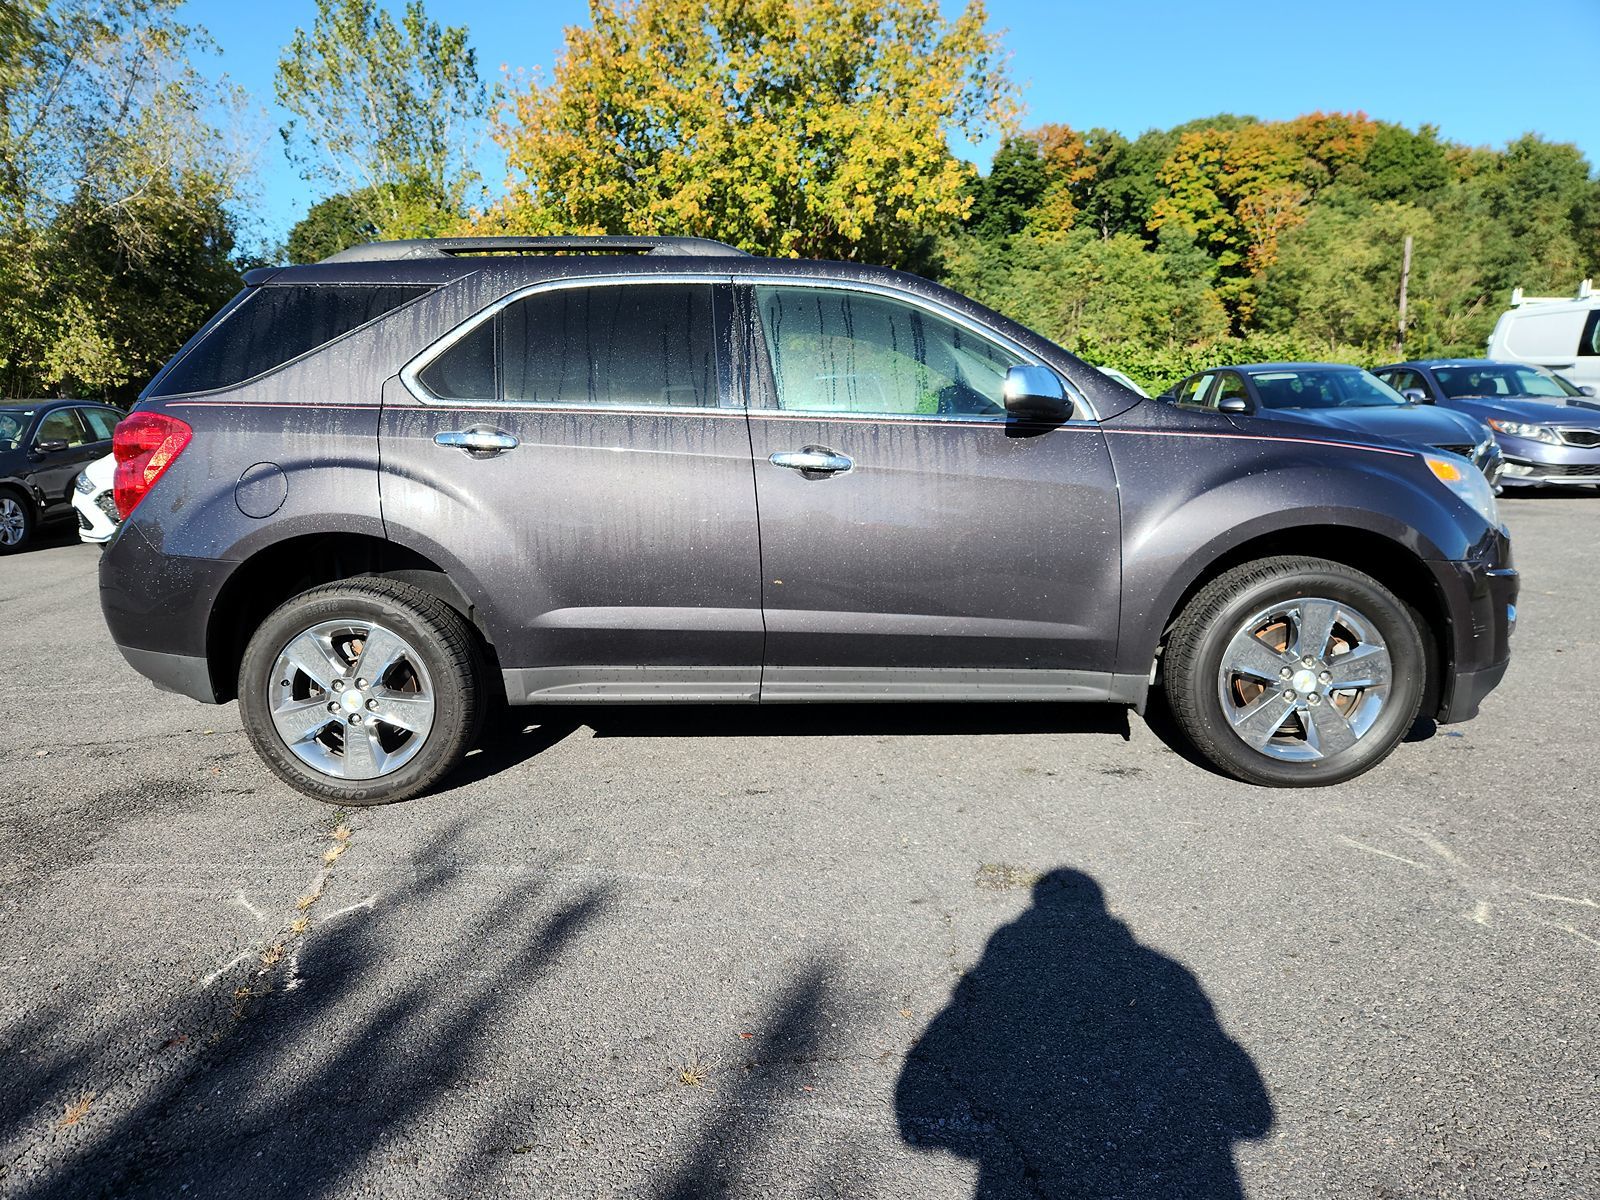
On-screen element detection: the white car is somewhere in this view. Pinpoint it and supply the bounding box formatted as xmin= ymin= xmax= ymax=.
xmin=1485 ymin=280 xmax=1600 ymax=395
xmin=73 ymin=452 xmax=120 ymax=544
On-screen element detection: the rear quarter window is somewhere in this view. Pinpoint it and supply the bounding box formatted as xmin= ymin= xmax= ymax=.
xmin=148 ymin=284 xmax=431 ymax=397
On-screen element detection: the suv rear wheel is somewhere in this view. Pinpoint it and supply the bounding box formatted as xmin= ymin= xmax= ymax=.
xmin=1163 ymin=556 xmax=1425 ymax=786
xmin=238 ymin=578 xmax=483 ymax=805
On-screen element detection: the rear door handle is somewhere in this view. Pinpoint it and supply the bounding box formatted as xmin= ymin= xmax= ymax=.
xmin=769 ymin=447 xmax=853 ymax=476
xmin=434 ymin=428 xmax=518 ymax=456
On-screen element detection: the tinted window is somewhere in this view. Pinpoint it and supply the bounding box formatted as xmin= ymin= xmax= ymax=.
xmin=81 ymin=407 xmax=121 ymax=440
xmin=35 ymin=409 xmax=87 ymax=448
xmin=417 ymin=284 xmax=719 ymax=408
xmin=1433 ymin=364 xmax=1569 ymax=399
xmin=754 ymin=285 xmax=1022 ymax=418
xmin=150 ymin=285 xmax=430 ymax=396
xmin=1580 ymin=310 xmax=1599 ymax=356
xmin=504 ymin=284 xmax=716 ymax=407
xmin=1212 ymin=372 xmax=1249 ymax=406
xmin=1174 ymin=374 xmax=1214 ymax=408
xmin=1250 ymin=369 xmax=1406 ymax=410
xmin=418 ymin=317 xmax=497 ymax=400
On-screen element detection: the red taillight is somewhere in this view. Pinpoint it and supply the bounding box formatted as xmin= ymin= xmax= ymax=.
xmin=113 ymin=411 xmax=193 ymax=519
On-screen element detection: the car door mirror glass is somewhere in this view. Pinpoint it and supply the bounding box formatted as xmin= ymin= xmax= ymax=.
xmin=1002 ymin=365 xmax=1069 ymax=420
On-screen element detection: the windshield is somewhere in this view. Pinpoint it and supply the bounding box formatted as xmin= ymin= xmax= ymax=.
xmin=1249 ymin=369 xmax=1408 ymax=411
xmin=0 ymin=409 xmax=35 ymax=450
xmin=1434 ymin=364 xmax=1576 ymax=399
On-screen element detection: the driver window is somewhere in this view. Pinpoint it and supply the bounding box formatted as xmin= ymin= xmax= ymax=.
xmin=1175 ymin=373 xmax=1215 ymax=408
xmin=1212 ymin=372 xmax=1249 ymax=407
xmin=753 ymin=285 xmax=1023 ymax=418
xmin=35 ymin=409 xmax=87 ymax=448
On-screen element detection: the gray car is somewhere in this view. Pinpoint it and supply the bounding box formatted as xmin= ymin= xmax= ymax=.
xmin=99 ymin=236 xmax=1517 ymax=803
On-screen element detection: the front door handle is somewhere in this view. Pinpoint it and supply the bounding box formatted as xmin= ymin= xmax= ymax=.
xmin=434 ymin=428 xmax=518 ymax=456
xmin=769 ymin=447 xmax=853 ymax=476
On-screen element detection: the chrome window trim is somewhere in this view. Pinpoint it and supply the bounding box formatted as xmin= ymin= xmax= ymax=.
xmin=400 ymin=270 xmax=1100 ymax=423
xmin=399 ymin=272 xmax=735 ymax=410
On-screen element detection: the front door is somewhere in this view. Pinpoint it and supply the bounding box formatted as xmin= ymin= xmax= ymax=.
xmin=29 ymin=407 xmax=107 ymax=515
xmin=380 ymin=277 xmax=764 ymax=702
xmin=740 ymin=282 xmax=1122 ymax=701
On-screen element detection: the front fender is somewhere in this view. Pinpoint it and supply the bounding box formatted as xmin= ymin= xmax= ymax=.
xmin=1104 ymin=407 xmax=1489 ymax=679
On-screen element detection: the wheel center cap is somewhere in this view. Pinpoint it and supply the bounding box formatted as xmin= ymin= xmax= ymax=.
xmin=341 ymin=688 xmax=365 ymax=712
xmin=1291 ymin=669 xmax=1319 ymax=694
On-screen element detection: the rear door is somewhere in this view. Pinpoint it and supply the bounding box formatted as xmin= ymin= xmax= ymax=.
xmin=740 ymin=281 xmax=1122 ymax=699
xmin=379 ymin=276 xmax=765 ymax=702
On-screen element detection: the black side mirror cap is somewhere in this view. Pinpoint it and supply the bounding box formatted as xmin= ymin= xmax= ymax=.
xmin=1003 ymin=365 xmax=1070 ymax=421
xmin=33 ymin=439 xmax=69 ymax=454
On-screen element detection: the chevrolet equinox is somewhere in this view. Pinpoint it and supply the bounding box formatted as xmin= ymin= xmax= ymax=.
xmin=99 ymin=236 xmax=1518 ymax=804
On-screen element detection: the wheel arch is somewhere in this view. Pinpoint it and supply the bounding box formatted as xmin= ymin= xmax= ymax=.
xmin=205 ymin=532 xmax=501 ymax=703
xmin=1144 ymin=525 xmax=1452 ymax=718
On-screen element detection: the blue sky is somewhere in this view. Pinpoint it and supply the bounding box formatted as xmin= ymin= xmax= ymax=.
xmin=193 ymin=0 xmax=1600 ymax=247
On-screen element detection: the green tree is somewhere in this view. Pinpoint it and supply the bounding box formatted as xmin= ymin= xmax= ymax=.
xmin=276 ymin=0 xmax=487 ymax=240
xmin=286 ymin=187 xmax=384 ymax=263
xmin=483 ymin=0 xmax=1017 ymax=268
xmin=967 ymin=136 xmax=1046 ymax=240
xmin=1 ymin=0 xmax=252 ymax=398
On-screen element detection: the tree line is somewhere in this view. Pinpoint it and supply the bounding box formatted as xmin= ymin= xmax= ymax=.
xmin=3 ymin=0 xmax=1596 ymax=401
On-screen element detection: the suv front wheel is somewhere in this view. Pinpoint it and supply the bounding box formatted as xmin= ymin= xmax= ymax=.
xmin=238 ymin=578 xmax=484 ymax=805
xmin=1163 ymin=556 xmax=1426 ymax=787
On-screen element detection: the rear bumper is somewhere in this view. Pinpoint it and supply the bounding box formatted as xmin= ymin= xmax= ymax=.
xmin=1430 ymin=553 xmax=1518 ymax=724
xmin=115 ymin=646 xmax=217 ymax=701
xmin=100 ymin=520 xmax=232 ymax=703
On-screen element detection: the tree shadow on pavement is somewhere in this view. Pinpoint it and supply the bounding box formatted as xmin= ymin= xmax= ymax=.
xmin=0 ymin=823 xmax=612 ymax=1199
xmin=896 ymin=868 xmax=1273 ymax=1199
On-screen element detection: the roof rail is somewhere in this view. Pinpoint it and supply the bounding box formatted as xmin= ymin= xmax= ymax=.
xmin=1510 ymin=278 xmax=1594 ymax=306
xmin=319 ymin=235 xmax=749 ymax=264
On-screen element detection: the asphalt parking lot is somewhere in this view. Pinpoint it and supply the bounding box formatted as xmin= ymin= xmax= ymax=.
xmin=1 ymin=495 xmax=1596 ymax=1199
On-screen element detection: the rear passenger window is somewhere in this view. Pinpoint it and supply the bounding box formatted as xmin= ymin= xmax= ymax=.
xmin=416 ymin=284 xmax=719 ymax=408
xmin=149 ymin=285 xmax=431 ymax=396
xmin=81 ymin=408 xmax=121 ymax=439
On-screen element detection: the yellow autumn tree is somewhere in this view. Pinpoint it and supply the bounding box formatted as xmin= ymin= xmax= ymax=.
xmin=479 ymin=0 xmax=1017 ymax=267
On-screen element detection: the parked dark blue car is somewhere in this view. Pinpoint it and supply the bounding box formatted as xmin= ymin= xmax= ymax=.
xmin=1161 ymin=363 xmax=1502 ymax=482
xmin=1374 ymin=359 xmax=1600 ymax=488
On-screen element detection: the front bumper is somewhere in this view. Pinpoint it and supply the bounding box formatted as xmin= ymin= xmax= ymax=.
xmin=1429 ymin=554 xmax=1518 ymax=723
xmin=1493 ymin=432 xmax=1600 ymax=486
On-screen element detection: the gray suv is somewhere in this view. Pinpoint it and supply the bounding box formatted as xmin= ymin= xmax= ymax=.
xmin=100 ymin=236 xmax=1517 ymax=804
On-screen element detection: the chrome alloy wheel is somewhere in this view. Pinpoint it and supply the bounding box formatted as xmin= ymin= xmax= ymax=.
xmin=267 ymin=620 xmax=436 ymax=780
xmin=1216 ymin=596 xmax=1392 ymax=762
xmin=0 ymin=497 xmax=25 ymax=547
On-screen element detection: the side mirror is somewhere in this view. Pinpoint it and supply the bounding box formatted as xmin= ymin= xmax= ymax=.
xmin=1581 ymin=385 xmax=1598 ymax=398
xmin=1217 ymin=397 xmax=1250 ymax=414
xmin=1401 ymin=387 xmax=1430 ymax=404
xmin=33 ymin=438 xmax=69 ymax=454
xmin=1003 ymin=365 xmax=1070 ymax=421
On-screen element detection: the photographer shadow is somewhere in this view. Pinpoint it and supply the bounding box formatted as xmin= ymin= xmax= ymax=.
xmin=897 ymin=868 xmax=1272 ymax=1198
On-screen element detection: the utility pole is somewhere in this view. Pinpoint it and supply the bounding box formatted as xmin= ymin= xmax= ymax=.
xmin=1396 ymin=234 xmax=1413 ymax=357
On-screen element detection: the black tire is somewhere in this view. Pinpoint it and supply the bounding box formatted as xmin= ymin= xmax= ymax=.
xmin=238 ymin=578 xmax=484 ymax=805
xmin=1163 ymin=556 xmax=1426 ymax=787
xmin=0 ymin=490 xmax=34 ymax=554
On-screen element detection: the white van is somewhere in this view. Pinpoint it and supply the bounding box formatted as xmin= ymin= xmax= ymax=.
xmin=1486 ymin=280 xmax=1600 ymax=394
